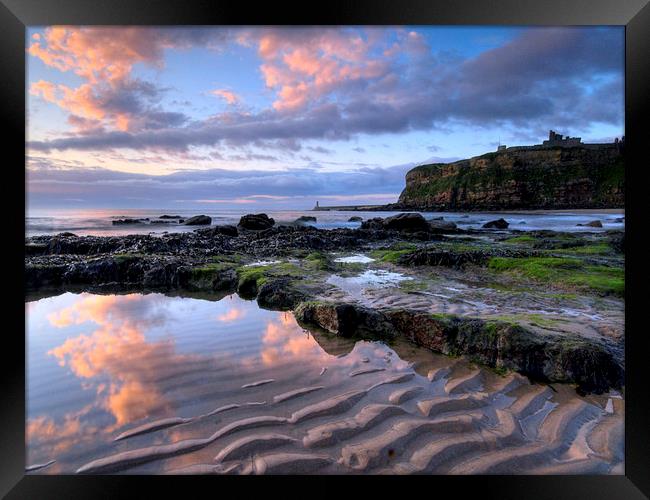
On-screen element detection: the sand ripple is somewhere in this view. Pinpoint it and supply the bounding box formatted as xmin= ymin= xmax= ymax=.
xmin=73 ymin=360 xmax=623 ymax=475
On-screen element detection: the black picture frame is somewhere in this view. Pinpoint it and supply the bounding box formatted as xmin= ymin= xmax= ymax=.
xmin=3 ymin=0 xmax=649 ymax=497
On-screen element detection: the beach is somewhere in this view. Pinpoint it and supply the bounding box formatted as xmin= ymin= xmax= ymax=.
xmin=25 ymin=211 xmax=625 ymax=474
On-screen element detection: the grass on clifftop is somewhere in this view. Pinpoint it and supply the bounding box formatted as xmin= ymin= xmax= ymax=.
xmin=488 ymin=256 xmax=624 ymax=296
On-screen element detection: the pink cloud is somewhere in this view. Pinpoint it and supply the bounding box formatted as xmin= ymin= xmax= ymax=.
xmin=30 ymin=80 xmax=132 ymax=131
xmin=28 ymin=27 xmax=166 ymax=84
xmin=27 ymin=27 xmax=228 ymax=134
xmin=251 ymin=29 xmax=396 ymax=112
xmin=190 ymin=198 xmax=257 ymax=204
xmin=210 ymin=89 xmax=240 ymax=105
xmin=28 ymin=27 xmax=416 ymax=137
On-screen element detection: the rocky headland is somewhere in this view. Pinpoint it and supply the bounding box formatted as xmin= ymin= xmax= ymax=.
xmin=397 ymin=144 xmax=624 ymax=211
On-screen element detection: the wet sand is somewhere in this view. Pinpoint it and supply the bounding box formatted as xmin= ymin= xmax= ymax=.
xmin=68 ymin=340 xmax=623 ymax=475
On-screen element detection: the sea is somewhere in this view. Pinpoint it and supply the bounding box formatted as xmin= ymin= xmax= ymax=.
xmin=26 ymin=208 xmax=625 ymax=237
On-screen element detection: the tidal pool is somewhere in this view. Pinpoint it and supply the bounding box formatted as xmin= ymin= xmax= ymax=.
xmin=26 ymin=292 xmax=623 ymax=475
xmin=333 ymin=254 xmax=376 ymax=264
xmin=326 ymin=270 xmax=414 ymax=303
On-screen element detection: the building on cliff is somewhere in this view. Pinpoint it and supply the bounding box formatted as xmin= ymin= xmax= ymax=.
xmin=495 ymin=130 xmax=588 ymax=152
xmin=493 ymin=130 xmax=624 ymax=154
xmin=542 ymin=129 xmax=582 ymax=147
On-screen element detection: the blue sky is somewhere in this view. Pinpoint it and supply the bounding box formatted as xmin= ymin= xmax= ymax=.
xmin=26 ymin=26 xmax=624 ymax=209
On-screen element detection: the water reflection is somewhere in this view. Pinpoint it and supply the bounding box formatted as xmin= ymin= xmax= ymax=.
xmin=259 ymin=312 xmax=328 ymax=366
xmin=45 ymin=294 xmax=197 ymax=427
xmin=26 ymin=291 xmax=622 ymax=475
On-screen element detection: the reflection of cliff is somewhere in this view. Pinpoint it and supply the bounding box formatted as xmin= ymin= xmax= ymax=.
xmin=297 ymin=323 xmax=355 ymax=358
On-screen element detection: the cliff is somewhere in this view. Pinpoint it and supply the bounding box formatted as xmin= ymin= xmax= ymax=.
xmin=397 ymin=144 xmax=624 ymax=210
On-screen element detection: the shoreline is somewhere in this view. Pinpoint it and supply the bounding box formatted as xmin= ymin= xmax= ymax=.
xmin=26 ymin=208 xmax=624 ymax=239
xmin=313 ymin=205 xmax=625 ymax=214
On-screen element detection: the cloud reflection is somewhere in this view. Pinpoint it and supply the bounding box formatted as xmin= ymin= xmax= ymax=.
xmin=44 ymin=293 xmax=200 ymax=427
xmin=27 ymin=292 xmax=343 ymax=470
xmin=216 ymin=307 xmax=245 ymax=322
xmin=259 ymin=312 xmax=329 ymax=366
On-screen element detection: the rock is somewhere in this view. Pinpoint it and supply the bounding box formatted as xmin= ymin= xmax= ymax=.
xmin=150 ymin=220 xmax=173 ymax=224
xmin=361 ymin=213 xmax=430 ymax=232
xmin=482 ymin=218 xmax=509 ymax=229
xmin=577 ymin=220 xmax=603 ymax=228
xmin=295 ymin=216 xmax=317 ymax=224
xmin=359 ymin=214 xmax=456 ymax=234
xmin=399 ymin=248 xmax=541 ymax=267
xmin=428 ymin=219 xmax=457 ymax=231
xmin=159 ymin=215 xmax=182 ymax=219
xmin=238 ymin=213 xmax=275 ymax=230
xmin=237 ymin=275 xmax=259 ymax=299
xmin=184 ymin=215 xmax=212 ymax=226
xmin=608 ymin=232 xmax=624 ymax=253
xmin=294 ymin=302 xmax=396 ymax=340
xmin=177 ymin=266 xmax=237 ymax=292
xmin=57 ymin=254 xmax=147 ymax=286
xmin=384 ymin=310 xmax=622 ymax=394
xmin=382 ymin=213 xmax=430 ymax=232
xmin=533 ymin=239 xmax=585 ymax=250
xmin=196 ymin=225 xmax=238 ymax=237
xmin=399 ymin=250 xmax=489 ymax=268
xmin=25 ymin=261 xmax=67 ymax=288
xmin=348 ymin=216 xmax=363 ymax=222
xmin=143 ymin=263 xmax=179 ymax=288
xmin=294 ymin=301 xmax=624 ymax=392
xmin=57 ymin=232 xmax=78 ymax=237
xmin=257 ymin=278 xmax=306 ymax=310
xmin=25 ymin=243 xmax=48 ymax=256
xmin=215 ymin=225 xmax=238 ymax=237
xmin=112 ymin=218 xmax=149 ymax=225
xmin=359 ymin=218 xmax=384 ymax=230
xmin=613 ymin=217 xmax=624 ymax=223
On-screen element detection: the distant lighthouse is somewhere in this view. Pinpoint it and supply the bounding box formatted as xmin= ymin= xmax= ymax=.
xmin=314 ymin=200 xmax=320 ymax=210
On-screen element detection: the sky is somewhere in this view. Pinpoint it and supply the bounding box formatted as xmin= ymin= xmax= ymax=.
xmin=26 ymin=26 xmax=625 ymax=210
